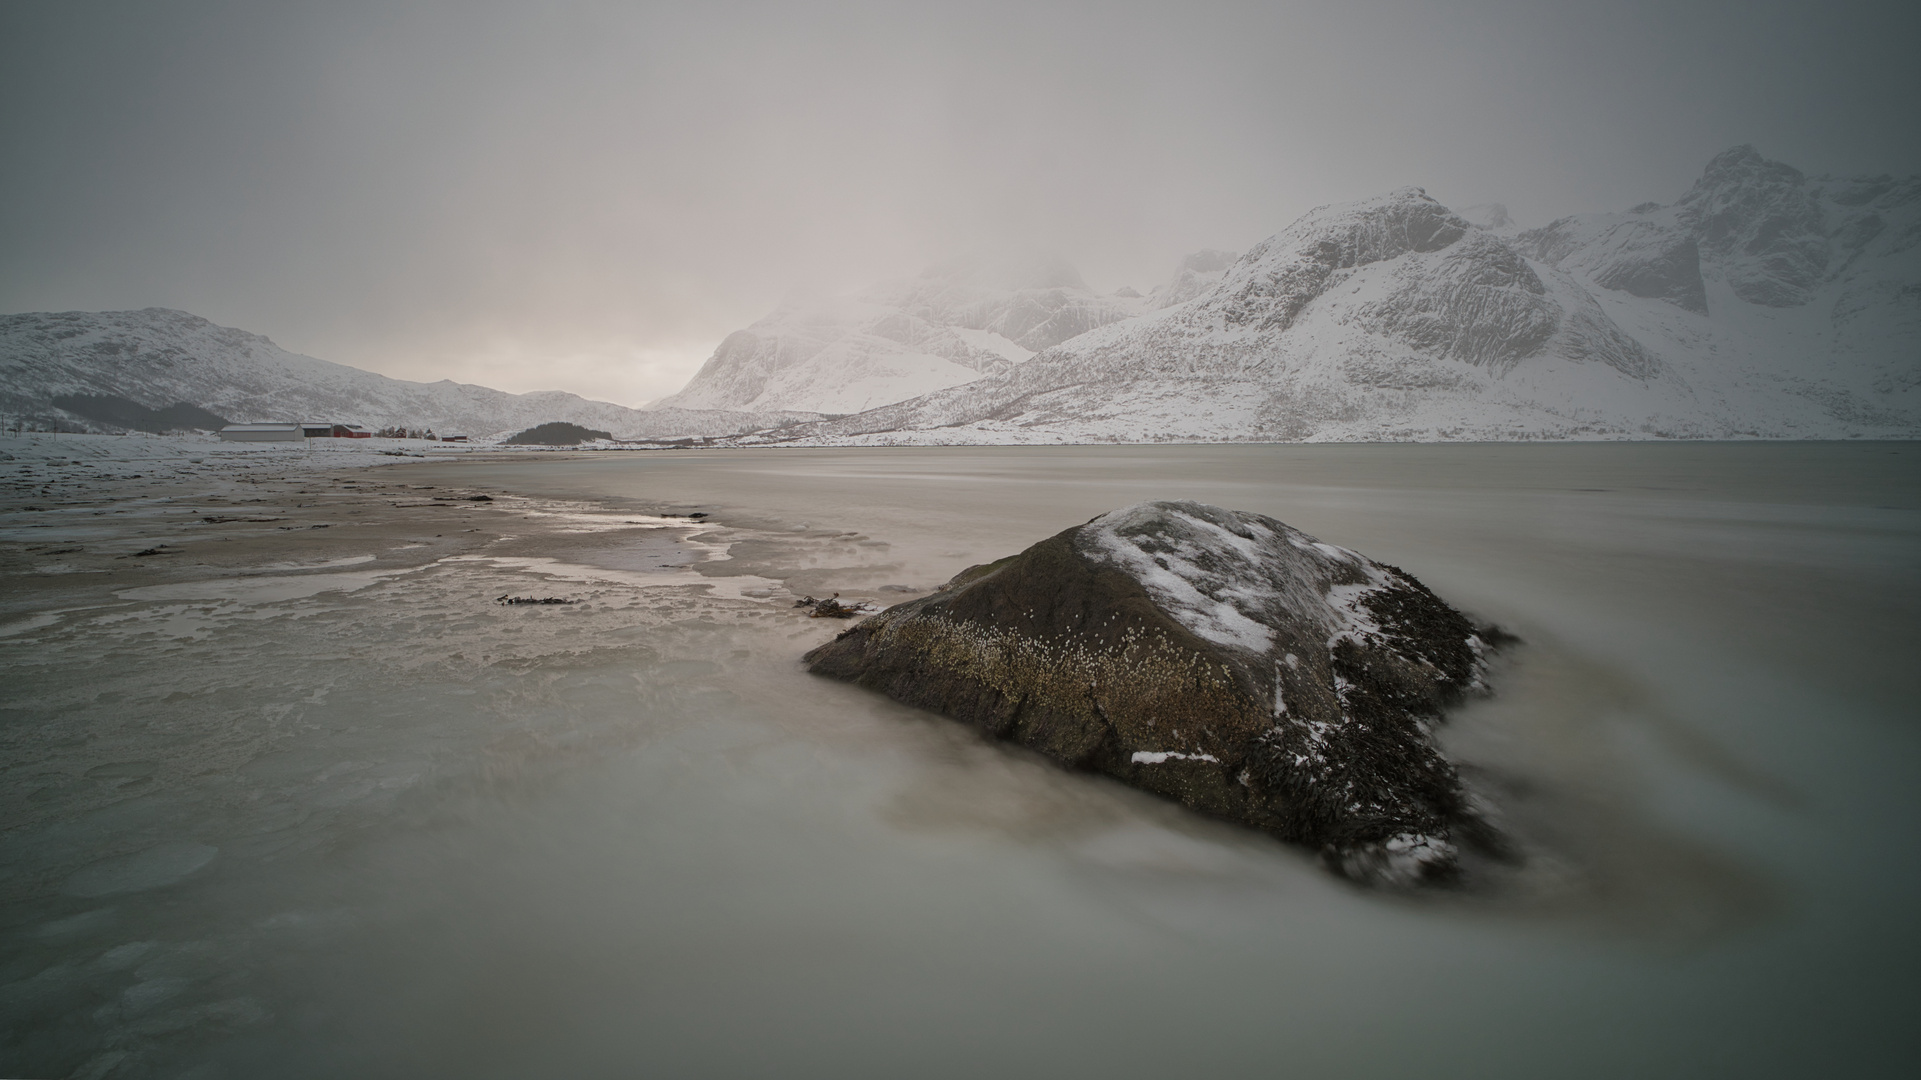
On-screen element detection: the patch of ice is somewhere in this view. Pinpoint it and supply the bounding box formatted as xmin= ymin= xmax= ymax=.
xmin=116 ymin=567 xmax=419 ymax=604
xmin=507 ymin=508 xmax=694 ymax=534
xmin=256 ymin=554 xmax=377 ymax=571
xmin=439 ymin=556 xmax=783 ymax=602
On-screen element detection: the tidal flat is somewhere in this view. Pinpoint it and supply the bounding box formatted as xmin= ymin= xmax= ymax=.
xmin=1 ymin=438 xmax=1917 ymax=1078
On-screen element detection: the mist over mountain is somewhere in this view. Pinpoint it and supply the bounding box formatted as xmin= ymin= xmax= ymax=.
xmin=650 ymin=254 xmax=1146 ymax=415
xmin=1148 ymin=249 xmax=1242 ymax=310
xmin=738 ymin=146 xmax=1919 ymax=443
xmin=0 ymin=308 xmax=814 ymax=439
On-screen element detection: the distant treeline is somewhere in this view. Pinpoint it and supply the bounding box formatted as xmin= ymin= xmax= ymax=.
xmin=51 ymin=394 xmax=229 ymax=434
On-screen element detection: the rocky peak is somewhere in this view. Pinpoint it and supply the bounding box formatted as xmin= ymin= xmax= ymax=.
xmin=1214 ymin=188 xmax=1471 ymax=331
xmin=1690 ymin=144 xmax=1807 ymax=192
xmin=1677 ymin=145 xmax=1827 ymax=306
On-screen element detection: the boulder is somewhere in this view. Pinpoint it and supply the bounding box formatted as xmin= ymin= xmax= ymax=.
xmin=804 ymin=501 xmax=1507 ymax=886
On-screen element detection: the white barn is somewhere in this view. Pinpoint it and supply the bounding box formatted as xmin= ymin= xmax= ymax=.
xmin=218 ymin=423 xmax=306 ymax=442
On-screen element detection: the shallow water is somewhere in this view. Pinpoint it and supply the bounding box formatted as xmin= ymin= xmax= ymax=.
xmin=3 ymin=443 xmax=1918 ymax=1078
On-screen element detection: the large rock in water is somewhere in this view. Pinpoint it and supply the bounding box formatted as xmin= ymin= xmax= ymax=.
xmin=804 ymin=501 xmax=1506 ymax=886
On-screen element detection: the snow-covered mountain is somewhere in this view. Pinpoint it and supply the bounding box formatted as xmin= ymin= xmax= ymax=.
xmin=651 ymin=254 xmax=1145 ymax=414
xmin=1516 ymin=145 xmax=1919 ymax=407
xmin=0 ymin=308 xmax=814 ymax=439
xmin=14 ymin=147 xmax=1910 ymax=445
xmin=743 ymin=147 xmax=1919 ymax=443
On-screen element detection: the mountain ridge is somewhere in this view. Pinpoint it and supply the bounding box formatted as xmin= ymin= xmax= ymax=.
xmin=737 ymin=147 xmax=1919 ymax=444
xmin=7 ymin=146 xmax=1914 ymax=444
xmin=0 ymin=307 xmax=816 ymax=439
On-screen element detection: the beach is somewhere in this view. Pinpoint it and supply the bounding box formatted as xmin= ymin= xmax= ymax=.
xmin=2 ymin=436 xmax=1918 ymax=1079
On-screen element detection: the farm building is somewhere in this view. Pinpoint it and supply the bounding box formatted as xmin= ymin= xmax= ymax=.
xmin=218 ymin=423 xmax=305 ymax=442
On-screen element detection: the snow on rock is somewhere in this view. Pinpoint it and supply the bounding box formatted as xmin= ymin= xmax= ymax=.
xmin=0 ymin=308 xmax=811 ymax=439
xmin=805 ymin=500 xmax=1504 ymax=887
xmin=1077 ymin=501 xmax=1399 ymax=656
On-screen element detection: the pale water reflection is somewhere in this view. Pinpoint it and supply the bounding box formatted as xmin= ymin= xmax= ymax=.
xmin=1 ymin=443 xmax=1916 ymax=1078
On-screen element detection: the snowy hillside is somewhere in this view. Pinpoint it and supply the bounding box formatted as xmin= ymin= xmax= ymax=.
xmin=652 ymin=254 xmax=1144 ymax=414
xmin=744 ymin=147 xmax=1919 ymax=444
xmin=0 ymin=308 xmax=814 ymax=439
xmin=1517 ymin=145 xmax=1920 ymax=420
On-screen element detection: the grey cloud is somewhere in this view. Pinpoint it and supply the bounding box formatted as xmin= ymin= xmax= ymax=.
xmin=2 ymin=0 xmax=1916 ymax=404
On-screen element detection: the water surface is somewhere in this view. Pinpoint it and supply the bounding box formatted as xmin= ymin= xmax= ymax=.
xmin=3 ymin=443 xmax=1917 ymax=1078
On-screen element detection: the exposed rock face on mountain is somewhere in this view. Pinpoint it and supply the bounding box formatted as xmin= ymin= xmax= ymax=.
xmin=1522 ymin=213 xmax=1708 ymax=314
xmin=805 ymin=501 xmax=1503 ymax=886
xmin=1677 ymin=145 xmax=1830 ymax=307
xmin=1516 ymin=144 xmax=1921 ymax=410
xmin=1518 ymin=144 xmax=1859 ymax=315
xmin=652 ymin=255 xmax=1143 ymax=414
xmin=1525 ymin=143 xmax=1921 ymax=320
xmin=0 ymin=308 xmax=811 ymax=438
xmin=743 ymin=147 xmax=1919 ymax=443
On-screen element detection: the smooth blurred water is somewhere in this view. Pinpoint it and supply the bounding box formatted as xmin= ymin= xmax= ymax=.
xmin=3 ymin=443 xmax=1917 ymax=1078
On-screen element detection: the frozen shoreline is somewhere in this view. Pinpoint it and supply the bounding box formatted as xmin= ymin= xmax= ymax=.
xmin=0 ymin=432 xmax=786 ymax=644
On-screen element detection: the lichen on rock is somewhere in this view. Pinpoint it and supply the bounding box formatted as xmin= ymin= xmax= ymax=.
xmin=804 ymin=500 xmax=1508 ymax=887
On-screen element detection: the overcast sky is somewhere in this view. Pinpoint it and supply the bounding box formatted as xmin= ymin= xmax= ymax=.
xmin=3 ymin=0 xmax=1917 ymax=405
